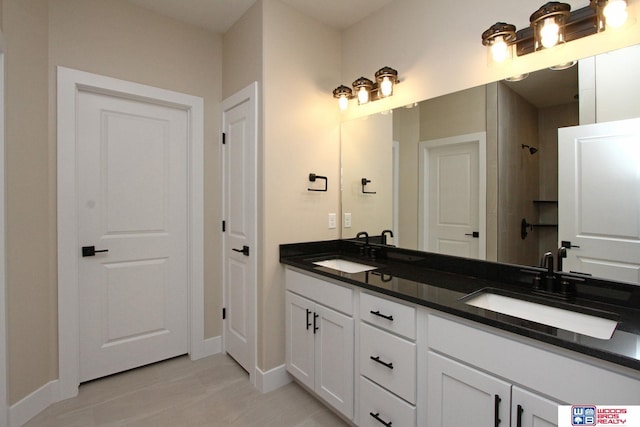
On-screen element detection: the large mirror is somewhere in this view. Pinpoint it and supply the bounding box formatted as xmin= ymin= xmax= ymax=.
xmin=341 ymin=43 xmax=640 ymax=283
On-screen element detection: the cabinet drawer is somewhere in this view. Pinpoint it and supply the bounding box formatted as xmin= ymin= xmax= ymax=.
xmin=360 ymin=292 xmax=416 ymax=340
xmin=285 ymin=268 xmax=353 ymax=315
xmin=360 ymin=322 xmax=416 ymax=403
xmin=359 ymin=376 xmax=416 ymax=427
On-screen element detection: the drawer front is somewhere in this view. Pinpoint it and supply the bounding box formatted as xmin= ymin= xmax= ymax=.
xmin=360 ymin=292 xmax=416 ymax=340
xmin=360 ymin=322 xmax=416 ymax=403
xmin=359 ymin=376 xmax=416 ymax=427
xmin=285 ymin=268 xmax=353 ymax=315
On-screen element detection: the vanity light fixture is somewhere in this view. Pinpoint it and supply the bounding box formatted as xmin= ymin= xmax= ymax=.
xmin=332 ymin=67 xmax=399 ymax=110
xmin=482 ymin=1 xmax=628 ymax=62
xmin=592 ymin=0 xmax=628 ymax=30
xmin=530 ymin=2 xmax=571 ymax=50
xmin=333 ymin=85 xmax=353 ymax=111
xmin=482 ymin=22 xmax=517 ymax=62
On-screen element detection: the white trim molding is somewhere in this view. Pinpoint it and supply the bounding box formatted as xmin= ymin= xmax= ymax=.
xmin=9 ymin=381 xmax=59 ymax=427
xmin=255 ymin=364 xmax=291 ymax=394
xmin=56 ymin=66 xmax=205 ymax=400
xmin=0 ymin=50 xmax=8 ymax=427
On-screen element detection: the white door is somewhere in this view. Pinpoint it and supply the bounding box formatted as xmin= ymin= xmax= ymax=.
xmin=419 ymin=132 xmax=486 ymax=259
xmin=77 ymin=90 xmax=188 ymax=382
xmin=512 ymin=386 xmax=559 ymax=427
xmin=285 ymin=291 xmax=315 ymax=390
xmin=558 ymin=118 xmax=640 ymax=283
xmin=314 ymin=303 xmax=354 ymax=419
xmin=427 ymin=351 xmax=511 ymax=427
xmin=222 ymin=83 xmax=257 ymax=376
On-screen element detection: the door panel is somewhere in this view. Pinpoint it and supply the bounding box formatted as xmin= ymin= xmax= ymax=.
xmin=315 ymin=304 xmax=354 ymax=419
xmin=222 ymin=85 xmax=257 ymax=374
xmin=558 ymin=118 xmax=640 ymax=283
xmin=285 ymin=291 xmax=315 ymax=390
xmin=419 ymin=132 xmax=486 ymax=260
xmin=427 ymin=351 xmax=511 ymax=427
xmin=78 ymin=91 xmax=188 ymax=382
xmin=512 ymin=386 xmax=559 ymax=427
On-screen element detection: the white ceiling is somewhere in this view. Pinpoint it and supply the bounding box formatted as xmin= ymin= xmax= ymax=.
xmin=127 ymin=0 xmax=396 ymax=34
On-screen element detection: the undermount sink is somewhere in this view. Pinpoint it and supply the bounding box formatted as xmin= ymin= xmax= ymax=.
xmin=461 ymin=289 xmax=618 ymax=340
xmin=312 ymin=258 xmax=378 ymax=274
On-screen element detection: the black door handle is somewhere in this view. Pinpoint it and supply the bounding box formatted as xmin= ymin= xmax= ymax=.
xmin=232 ymin=245 xmax=250 ymax=256
xmin=494 ymin=394 xmax=502 ymax=427
xmin=465 ymin=231 xmax=480 ymax=238
xmin=82 ymin=246 xmax=109 ymax=257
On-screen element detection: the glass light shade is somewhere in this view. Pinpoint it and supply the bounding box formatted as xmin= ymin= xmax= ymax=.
xmin=603 ymin=0 xmax=628 ymax=27
xmin=530 ymin=2 xmax=570 ymax=51
xmin=481 ymin=22 xmax=516 ymax=64
xmin=357 ymin=87 xmax=370 ymax=104
xmin=491 ymin=36 xmax=509 ymax=62
xmin=380 ymin=77 xmax=393 ymax=97
xmin=540 ymin=17 xmax=560 ymax=48
xmin=338 ymin=95 xmax=349 ymax=111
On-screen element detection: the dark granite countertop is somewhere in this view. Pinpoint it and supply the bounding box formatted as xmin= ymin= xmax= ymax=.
xmin=280 ymin=239 xmax=640 ymax=372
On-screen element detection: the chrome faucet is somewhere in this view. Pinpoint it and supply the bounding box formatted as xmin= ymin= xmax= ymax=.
xmin=381 ymin=229 xmax=394 ymax=245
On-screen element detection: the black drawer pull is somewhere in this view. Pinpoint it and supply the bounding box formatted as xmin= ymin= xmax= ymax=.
xmin=370 ymin=412 xmax=392 ymax=427
xmin=370 ymin=356 xmax=394 ymax=369
xmin=305 ymin=309 xmax=311 ymax=330
xmin=494 ymin=394 xmax=502 ymax=427
xmin=370 ymin=310 xmax=394 ymax=321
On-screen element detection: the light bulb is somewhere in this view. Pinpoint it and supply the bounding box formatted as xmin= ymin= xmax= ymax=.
xmin=380 ymin=76 xmax=393 ymax=97
xmin=338 ymin=94 xmax=349 ymax=111
xmin=604 ymin=0 xmax=628 ymax=28
xmin=357 ymin=86 xmax=369 ymax=104
xmin=491 ymin=36 xmax=509 ymax=62
xmin=540 ymin=18 xmax=560 ymax=49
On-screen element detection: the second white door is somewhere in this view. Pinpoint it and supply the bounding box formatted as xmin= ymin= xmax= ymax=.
xmin=222 ymin=83 xmax=257 ymax=376
xmin=77 ymin=89 xmax=189 ymax=382
xmin=419 ymin=132 xmax=486 ymax=259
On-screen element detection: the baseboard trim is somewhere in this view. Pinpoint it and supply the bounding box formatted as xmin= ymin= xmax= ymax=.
xmin=9 ymin=380 xmax=59 ymax=427
xmin=255 ymin=364 xmax=291 ymax=394
xmin=202 ymin=336 xmax=221 ymax=357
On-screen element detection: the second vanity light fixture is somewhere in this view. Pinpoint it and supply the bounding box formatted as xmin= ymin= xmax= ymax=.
xmin=333 ymin=66 xmax=399 ymax=111
xmin=482 ymin=0 xmax=629 ymax=63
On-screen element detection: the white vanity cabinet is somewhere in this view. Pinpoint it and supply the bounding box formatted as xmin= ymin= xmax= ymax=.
xmin=285 ymin=269 xmax=354 ymax=419
xmin=427 ymin=351 xmax=558 ymax=427
xmin=427 ymin=314 xmax=640 ymax=427
xmin=358 ymin=292 xmax=417 ymax=426
xmin=283 ymin=266 xmax=640 ymax=427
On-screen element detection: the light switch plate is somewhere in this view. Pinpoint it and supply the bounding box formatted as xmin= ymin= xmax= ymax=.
xmin=328 ymin=213 xmax=337 ymax=229
xmin=344 ymin=212 xmax=352 ymax=228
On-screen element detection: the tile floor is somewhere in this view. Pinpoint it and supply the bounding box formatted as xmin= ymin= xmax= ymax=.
xmin=24 ymin=353 xmax=349 ymax=426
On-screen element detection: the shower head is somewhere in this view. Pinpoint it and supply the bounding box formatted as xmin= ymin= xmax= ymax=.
xmin=521 ymin=144 xmax=538 ymax=155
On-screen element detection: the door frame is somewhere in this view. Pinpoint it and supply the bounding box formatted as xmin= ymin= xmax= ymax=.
xmin=221 ymin=82 xmax=258 ymax=385
xmin=0 ymin=48 xmax=8 ymax=427
xmin=57 ymin=67 xmax=204 ymax=400
xmin=418 ymin=132 xmax=487 ymax=259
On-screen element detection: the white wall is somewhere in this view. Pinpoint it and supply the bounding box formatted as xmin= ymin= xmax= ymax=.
xmin=261 ymin=0 xmax=341 ymax=369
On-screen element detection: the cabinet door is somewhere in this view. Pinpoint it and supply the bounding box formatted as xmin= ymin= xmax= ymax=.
xmin=427 ymin=351 xmax=511 ymax=427
xmin=314 ymin=303 xmax=354 ymax=419
xmin=285 ymin=291 xmax=315 ymax=390
xmin=512 ymin=386 xmax=559 ymax=427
